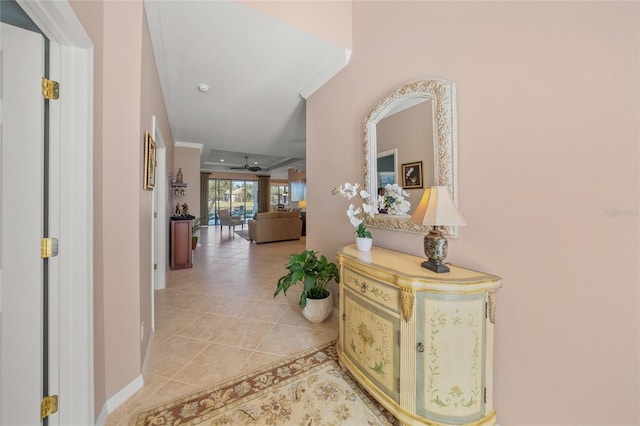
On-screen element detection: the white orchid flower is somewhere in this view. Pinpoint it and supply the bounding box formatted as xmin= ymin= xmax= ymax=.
xmin=333 ymin=182 xmax=379 ymax=233
xmin=346 ymin=204 xmax=363 ymax=226
xmin=347 ymin=202 xmax=361 ymax=217
xmin=362 ymin=202 xmax=376 ymax=217
xmin=340 ymin=182 xmax=361 ymax=200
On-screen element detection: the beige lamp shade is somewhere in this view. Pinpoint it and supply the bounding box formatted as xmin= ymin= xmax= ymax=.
xmin=298 ymin=199 xmax=307 ymax=209
xmin=410 ymin=186 xmax=466 ymax=226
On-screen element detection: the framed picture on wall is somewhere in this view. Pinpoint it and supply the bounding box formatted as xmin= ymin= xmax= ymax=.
xmin=401 ymin=161 xmax=423 ymax=189
xmin=377 ymin=171 xmax=396 ymax=188
xmin=144 ymin=131 xmax=157 ymax=190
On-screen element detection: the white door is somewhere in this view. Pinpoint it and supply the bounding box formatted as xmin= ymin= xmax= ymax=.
xmin=0 ymin=23 xmax=46 ymax=425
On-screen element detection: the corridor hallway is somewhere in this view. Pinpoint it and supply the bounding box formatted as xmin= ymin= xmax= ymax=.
xmin=106 ymin=226 xmax=338 ymax=425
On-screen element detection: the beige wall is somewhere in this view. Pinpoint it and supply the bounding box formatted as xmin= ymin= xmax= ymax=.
xmin=308 ymin=2 xmax=639 ymax=425
xmin=173 ymin=147 xmax=201 ymax=218
xmin=70 ymin=0 xmax=174 ymax=416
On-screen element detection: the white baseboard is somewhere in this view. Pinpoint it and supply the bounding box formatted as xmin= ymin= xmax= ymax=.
xmin=94 ymin=403 xmax=108 ymax=426
xmin=142 ymin=330 xmax=155 ymax=375
xmin=105 ymin=374 xmax=144 ymax=414
xmin=96 ymin=331 xmax=155 ymax=424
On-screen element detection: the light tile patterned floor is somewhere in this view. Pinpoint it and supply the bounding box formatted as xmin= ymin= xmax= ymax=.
xmin=105 ymin=226 xmax=338 ymax=425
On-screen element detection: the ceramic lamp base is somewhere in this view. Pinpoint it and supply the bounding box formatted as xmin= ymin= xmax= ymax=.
xmin=421 ymin=260 xmax=450 ymax=273
xmin=422 ymin=228 xmax=449 ymax=273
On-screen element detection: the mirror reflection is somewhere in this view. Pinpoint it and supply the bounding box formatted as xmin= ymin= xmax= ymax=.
xmin=376 ymin=149 xmax=397 ymax=188
xmin=376 ymin=100 xmax=435 ymax=194
xmin=363 ymin=79 xmax=458 ymax=236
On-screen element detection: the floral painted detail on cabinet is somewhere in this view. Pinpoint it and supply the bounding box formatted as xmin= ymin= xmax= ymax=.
xmin=421 ymin=297 xmax=485 ymax=420
xmin=343 ymin=294 xmax=398 ymax=399
xmin=343 ymin=270 xmax=399 ymax=313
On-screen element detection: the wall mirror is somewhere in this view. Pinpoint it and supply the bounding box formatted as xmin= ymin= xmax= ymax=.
xmin=363 ymin=78 xmax=459 ymax=236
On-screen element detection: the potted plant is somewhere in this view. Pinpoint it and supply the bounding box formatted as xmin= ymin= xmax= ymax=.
xmin=191 ymin=216 xmax=206 ymax=249
xmin=331 ymin=182 xmax=376 ymax=251
xmin=274 ymin=249 xmax=340 ymax=323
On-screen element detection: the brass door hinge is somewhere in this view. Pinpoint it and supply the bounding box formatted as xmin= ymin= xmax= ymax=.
xmin=41 ymin=237 xmax=59 ymax=259
xmin=42 ymin=77 xmax=59 ymax=100
xmin=41 ymin=395 xmax=58 ymax=420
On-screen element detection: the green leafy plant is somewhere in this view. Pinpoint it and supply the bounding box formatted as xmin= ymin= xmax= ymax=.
xmin=355 ymin=222 xmax=372 ymax=239
xmin=191 ymin=216 xmax=207 ymax=248
xmin=274 ymin=249 xmax=340 ymax=308
xmin=191 ymin=216 xmax=207 ymax=236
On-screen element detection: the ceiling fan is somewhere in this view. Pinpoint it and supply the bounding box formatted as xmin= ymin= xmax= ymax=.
xmin=231 ymin=156 xmax=262 ymax=172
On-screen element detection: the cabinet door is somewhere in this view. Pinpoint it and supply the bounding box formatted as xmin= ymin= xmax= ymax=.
xmin=342 ymin=286 xmax=400 ymax=403
xmin=416 ymin=292 xmax=487 ymax=423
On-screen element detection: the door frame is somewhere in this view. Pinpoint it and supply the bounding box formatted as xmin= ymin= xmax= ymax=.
xmin=152 ymin=116 xmax=167 ymax=293
xmin=17 ymin=1 xmax=94 ymax=424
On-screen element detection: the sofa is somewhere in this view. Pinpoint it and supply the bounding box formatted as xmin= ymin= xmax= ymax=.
xmin=247 ymin=211 xmax=303 ymax=243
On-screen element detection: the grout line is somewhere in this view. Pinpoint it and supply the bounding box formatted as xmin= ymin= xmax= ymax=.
xmin=107 ymin=227 xmax=328 ymax=424
xmin=244 ymin=321 xmax=279 ymax=364
xmin=168 ymin=340 xmax=215 ymax=383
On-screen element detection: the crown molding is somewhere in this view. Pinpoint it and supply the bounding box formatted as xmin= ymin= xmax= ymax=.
xmin=174 ymin=141 xmax=203 ymax=153
xmin=298 ymin=48 xmax=351 ymax=99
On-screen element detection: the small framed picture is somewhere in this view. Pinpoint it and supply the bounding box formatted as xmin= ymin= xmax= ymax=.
xmin=402 ymin=161 xmax=423 ymax=189
xmin=144 ymin=131 xmax=157 ymax=190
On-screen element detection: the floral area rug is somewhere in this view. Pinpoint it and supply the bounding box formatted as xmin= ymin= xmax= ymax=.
xmin=133 ymin=342 xmax=397 ymax=425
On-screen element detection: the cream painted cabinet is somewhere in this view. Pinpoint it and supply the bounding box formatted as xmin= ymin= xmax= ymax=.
xmin=337 ymin=245 xmax=501 ymax=426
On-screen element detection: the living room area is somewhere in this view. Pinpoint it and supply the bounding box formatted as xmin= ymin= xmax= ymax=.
xmin=204 ymin=169 xmax=306 ymax=229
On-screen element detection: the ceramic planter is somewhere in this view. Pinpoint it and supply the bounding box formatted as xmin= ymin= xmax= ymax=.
xmin=302 ymin=290 xmax=333 ymax=323
xmin=356 ymin=237 xmax=373 ymax=252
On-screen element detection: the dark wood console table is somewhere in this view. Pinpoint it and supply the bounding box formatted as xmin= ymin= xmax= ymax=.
xmin=170 ymin=216 xmax=193 ymax=270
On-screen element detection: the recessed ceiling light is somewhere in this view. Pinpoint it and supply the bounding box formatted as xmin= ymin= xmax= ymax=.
xmin=220 ymin=159 xmax=225 ymax=162
xmin=198 ymin=83 xmax=209 ymax=93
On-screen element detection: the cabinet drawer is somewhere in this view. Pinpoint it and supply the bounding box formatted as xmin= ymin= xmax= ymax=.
xmin=342 ymin=267 xmax=400 ymax=313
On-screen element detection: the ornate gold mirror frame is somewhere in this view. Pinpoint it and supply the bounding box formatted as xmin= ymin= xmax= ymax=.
xmin=363 ymin=78 xmax=459 ymax=237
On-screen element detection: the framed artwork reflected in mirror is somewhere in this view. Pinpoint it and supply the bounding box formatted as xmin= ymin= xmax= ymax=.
xmin=402 ymin=161 xmax=423 ymax=189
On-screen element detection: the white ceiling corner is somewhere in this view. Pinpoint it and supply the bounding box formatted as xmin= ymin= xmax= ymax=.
xmin=144 ymin=0 xmax=350 ymax=179
xmin=299 ymin=48 xmax=351 ymax=99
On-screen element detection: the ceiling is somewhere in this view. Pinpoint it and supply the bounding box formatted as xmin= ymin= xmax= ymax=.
xmin=144 ymin=1 xmax=349 ymax=179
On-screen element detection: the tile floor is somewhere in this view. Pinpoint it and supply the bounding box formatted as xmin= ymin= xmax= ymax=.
xmin=105 ymin=225 xmax=338 ymax=425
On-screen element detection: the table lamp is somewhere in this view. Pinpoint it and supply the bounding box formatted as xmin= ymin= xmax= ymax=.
xmin=410 ymin=186 xmax=466 ymax=273
xmin=298 ymin=199 xmax=307 ymax=210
